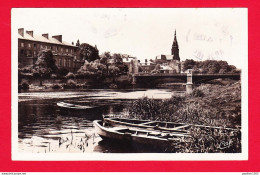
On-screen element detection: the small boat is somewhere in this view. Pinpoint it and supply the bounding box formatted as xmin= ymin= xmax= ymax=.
xmin=56 ymin=102 xmax=100 ymax=118
xmin=57 ymin=102 xmax=94 ymax=110
xmin=103 ymin=115 xmax=240 ymax=133
xmin=93 ymin=120 xmax=190 ymax=151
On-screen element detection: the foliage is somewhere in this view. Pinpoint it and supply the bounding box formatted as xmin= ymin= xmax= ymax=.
xmin=77 ymin=52 xmax=127 ymax=79
xmin=77 ymin=60 xmax=106 ymax=78
xmin=21 ymin=81 xmax=29 ymax=89
xmin=190 ymin=89 xmax=204 ymax=97
xmin=32 ymin=50 xmax=58 ymax=79
xmin=127 ymin=82 xmax=241 ymax=153
xmin=100 ymin=52 xmax=112 ymax=76
xmin=112 ymin=53 xmax=123 ymax=65
xmin=57 ymin=68 xmax=69 ymax=77
xmin=183 ymin=59 xmax=196 ymax=70
xmin=78 ymin=43 xmax=100 ymax=62
xmin=65 ymin=72 xmax=75 ymax=79
xmin=170 ymin=127 xmax=241 ymax=153
xmin=63 ymin=79 xmax=77 ymax=89
xmin=182 ymin=59 xmax=240 ymax=74
xmin=52 ymin=84 xmax=62 ymax=89
xmin=128 ymin=82 xmax=241 ymax=128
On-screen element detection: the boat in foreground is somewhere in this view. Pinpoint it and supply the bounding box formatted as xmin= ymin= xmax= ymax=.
xmin=93 ymin=120 xmax=190 ymax=151
xmin=103 ymin=115 xmax=240 ymax=133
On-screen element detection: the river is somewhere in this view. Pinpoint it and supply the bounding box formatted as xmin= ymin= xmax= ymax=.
xmin=18 ymin=88 xmax=183 ymax=153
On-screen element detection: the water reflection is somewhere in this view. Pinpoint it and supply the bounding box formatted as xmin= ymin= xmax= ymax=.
xmin=18 ymin=89 xmax=179 ymax=153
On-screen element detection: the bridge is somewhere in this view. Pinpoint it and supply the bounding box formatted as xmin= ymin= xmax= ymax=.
xmin=133 ymin=73 xmax=240 ymax=83
xmin=131 ymin=73 xmax=240 ymax=91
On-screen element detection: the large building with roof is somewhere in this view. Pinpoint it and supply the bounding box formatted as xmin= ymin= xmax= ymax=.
xmin=18 ymin=28 xmax=83 ymax=72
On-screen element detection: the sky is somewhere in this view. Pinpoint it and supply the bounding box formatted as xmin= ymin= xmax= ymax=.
xmin=12 ymin=8 xmax=247 ymax=68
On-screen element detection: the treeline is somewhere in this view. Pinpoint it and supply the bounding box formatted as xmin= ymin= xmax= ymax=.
xmin=182 ymin=59 xmax=240 ymax=74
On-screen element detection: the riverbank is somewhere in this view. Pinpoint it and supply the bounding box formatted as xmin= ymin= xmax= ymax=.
xmin=19 ymin=75 xmax=132 ymax=91
xmin=126 ymin=81 xmax=241 ymax=153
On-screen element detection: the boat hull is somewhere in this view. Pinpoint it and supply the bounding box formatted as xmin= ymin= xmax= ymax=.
xmin=93 ymin=120 xmax=184 ymax=152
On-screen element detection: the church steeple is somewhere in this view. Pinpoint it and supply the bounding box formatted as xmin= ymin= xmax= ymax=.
xmin=171 ymin=29 xmax=180 ymax=61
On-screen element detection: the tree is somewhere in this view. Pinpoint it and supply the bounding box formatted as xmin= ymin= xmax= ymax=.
xmin=78 ymin=43 xmax=100 ymax=62
xmin=112 ymin=53 xmax=123 ymax=65
xmin=108 ymin=65 xmax=120 ymax=82
xmin=183 ymin=59 xmax=196 ymax=71
xmin=32 ymin=49 xmax=57 ymax=86
xmin=77 ymin=60 xmax=106 ymax=79
xmin=100 ymin=52 xmax=112 ymax=76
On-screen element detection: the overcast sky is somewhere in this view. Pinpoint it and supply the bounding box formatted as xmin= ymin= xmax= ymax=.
xmin=12 ymin=8 xmax=247 ymax=68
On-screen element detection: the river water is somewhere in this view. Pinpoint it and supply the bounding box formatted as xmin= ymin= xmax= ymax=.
xmin=18 ymin=89 xmax=183 ymax=153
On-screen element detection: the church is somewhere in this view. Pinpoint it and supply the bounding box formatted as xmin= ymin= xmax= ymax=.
xmin=155 ymin=30 xmax=181 ymax=73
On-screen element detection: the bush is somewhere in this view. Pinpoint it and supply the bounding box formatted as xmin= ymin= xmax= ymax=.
xmin=65 ymin=72 xmax=75 ymax=79
xmin=190 ymin=89 xmax=204 ymax=97
xmin=52 ymin=84 xmax=62 ymax=89
xmin=21 ymin=81 xmax=29 ymax=89
xmin=57 ymin=68 xmax=69 ymax=77
xmin=109 ymin=83 xmax=118 ymax=89
xmin=63 ymin=79 xmax=77 ymax=89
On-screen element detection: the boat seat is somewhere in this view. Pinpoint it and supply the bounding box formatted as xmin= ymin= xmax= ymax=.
xmin=171 ymin=124 xmax=191 ymax=130
xmin=140 ymin=121 xmax=157 ymax=126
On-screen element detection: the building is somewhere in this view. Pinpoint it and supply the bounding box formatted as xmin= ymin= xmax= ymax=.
xmin=18 ymin=28 xmax=83 ymax=72
xmin=139 ymin=59 xmax=156 ymax=73
xmin=171 ymin=30 xmax=180 ymax=61
xmin=154 ymin=29 xmax=181 ymax=73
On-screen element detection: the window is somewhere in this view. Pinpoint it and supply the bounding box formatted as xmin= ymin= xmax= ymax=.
xmin=67 ymin=59 xmax=70 ymax=67
xmin=28 ymin=43 xmax=31 ymax=48
xmin=51 ymin=46 xmax=53 ymax=50
xmin=34 ymin=43 xmax=37 ymax=48
xmin=34 ymin=51 xmax=37 ymax=57
xmin=21 ymin=42 xmax=24 ymax=47
xmin=40 ymin=45 xmax=43 ymax=49
xmin=63 ymin=58 xmax=66 ymax=67
xmin=20 ymin=49 xmax=24 ymax=54
xmin=66 ymin=48 xmax=69 ymax=52
xmin=59 ymin=59 xmax=62 ymax=66
xmin=26 ymin=50 xmax=32 ymax=57
xmin=61 ymin=48 xmax=63 ymax=52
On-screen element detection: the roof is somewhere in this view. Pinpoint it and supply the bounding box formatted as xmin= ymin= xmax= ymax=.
xmin=156 ymin=54 xmax=174 ymax=60
xmin=160 ymin=65 xmax=174 ymax=70
xmin=18 ymin=32 xmax=77 ymax=47
xmin=123 ymin=57 xmax=135 ymax=63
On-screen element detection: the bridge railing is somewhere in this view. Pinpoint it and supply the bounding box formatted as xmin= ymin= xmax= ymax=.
xmin=134 ymin=72 xmax=240 ymax=77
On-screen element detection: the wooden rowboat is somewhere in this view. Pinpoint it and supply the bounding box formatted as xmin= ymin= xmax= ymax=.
xmin=57 ymin=102 xmax=94 ymax=110
xmin=93 ymin=120 xmax=190 ymax=151
xmin=57 ymin=102 xmax=99 ymax=117
xmin=103 ymin=115 xmax=240 ymax=133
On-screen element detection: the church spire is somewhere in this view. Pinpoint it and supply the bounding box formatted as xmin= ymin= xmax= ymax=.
xmin=171 ymin=29 xmax=180 ymax=61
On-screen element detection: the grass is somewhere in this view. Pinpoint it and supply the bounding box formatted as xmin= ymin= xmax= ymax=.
xmin=126 ymin=81 xmax=241 ymax=153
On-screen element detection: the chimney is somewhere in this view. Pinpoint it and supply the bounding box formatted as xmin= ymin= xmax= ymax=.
xmin=26 ymin=30 xmax=34 ymax=37
xmin=52 ymin=35 xmax=62 ymax=43
xmin=42 ymin=33 xmax=49 ymax=39
xmin=18 ymin=28 xmax=24 ymax=37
